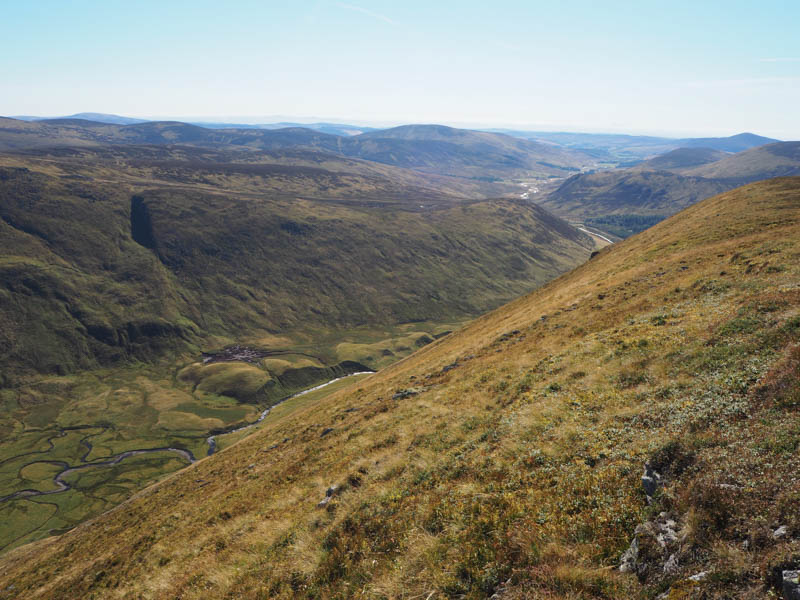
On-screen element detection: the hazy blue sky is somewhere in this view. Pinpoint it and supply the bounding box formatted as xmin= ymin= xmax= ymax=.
xmin=2 ymin=0 xmax=799 ymax=137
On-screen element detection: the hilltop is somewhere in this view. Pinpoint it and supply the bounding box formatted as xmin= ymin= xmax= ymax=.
xmin=0 ymin=117 xmax=595 ymax=181
xmin=1 ymin=177 xmax=797 ymax=598
xmin=340 ymin=124 xmax=592 ymax=178
xmin=632 ymin=147 xmax=729 ymax=173
xmin=679 ymin=132 xmax=778 ymax=153
xmin=537 ymin=141 xmax=800 ymax=237
xmin=492 ymin=130 xmax=779 ymax=162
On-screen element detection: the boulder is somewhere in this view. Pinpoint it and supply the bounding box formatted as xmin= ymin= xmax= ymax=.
xmin=392 ymin=388 xmax=420 ymax=400
xmin=619 ymin=512 xmax=680 ymax=582
xmin=642 ymin=464 xmax=662 ymax=500
xmin=316 ymin=484 xmax=340 ymax=508
xmin=619 ymin=536 xmax=639 ymax=573
xmin=784 ymin=571 xmax=800 ymax=600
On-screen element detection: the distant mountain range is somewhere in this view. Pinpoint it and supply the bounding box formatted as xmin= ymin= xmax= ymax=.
xmin=12 ymin=112 xmax=149 ymax=125
xmin=0 ymin=117 xmax=596 ymax=179
xmin=488 ymin=129 xmax=780 ymax=161
xmin=10 ymin=113 xmax=779 ymax=161
xmin=11 ymin=113 xmax=376 ymax=136
xmin=1 ymin=115 xmax=793 ymax=235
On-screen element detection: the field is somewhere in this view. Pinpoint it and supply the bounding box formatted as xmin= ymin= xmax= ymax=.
xmin=0 ymin=321 xmax=455 ymax=553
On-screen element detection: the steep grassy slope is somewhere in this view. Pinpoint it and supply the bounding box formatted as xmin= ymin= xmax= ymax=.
xmin=2 ymin=178 xmax=797 ymax=598
xmin=539 ymin=141 xmax=800 ymax=237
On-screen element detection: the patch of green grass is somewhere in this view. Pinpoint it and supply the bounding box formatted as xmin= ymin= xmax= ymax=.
xmin=173 ymin=402 xmax=250 ymax=422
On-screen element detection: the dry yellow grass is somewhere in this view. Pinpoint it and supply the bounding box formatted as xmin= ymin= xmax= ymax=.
xmin=0 ymin=178 xmax=798 ymax=599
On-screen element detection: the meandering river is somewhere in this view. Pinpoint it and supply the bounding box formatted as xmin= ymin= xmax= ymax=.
xmin=0 ymin=371 xmax=373 ymax=504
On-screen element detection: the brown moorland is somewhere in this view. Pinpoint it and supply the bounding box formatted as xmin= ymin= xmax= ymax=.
xmin=0 ymin=177 xmax=798 ymax=599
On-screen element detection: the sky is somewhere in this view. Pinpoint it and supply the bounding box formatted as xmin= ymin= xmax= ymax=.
xmin=1 ymin=0 xmax=799 ymax=138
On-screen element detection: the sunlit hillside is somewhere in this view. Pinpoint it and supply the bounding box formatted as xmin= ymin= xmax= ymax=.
xmin=1 ymin=178 xmax=797 ymax=599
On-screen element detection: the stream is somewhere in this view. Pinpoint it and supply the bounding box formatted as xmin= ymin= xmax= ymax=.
xmin=0 ymin=446 xmax=196 ymax=504
xmin=1 ymin=371 xmax=373 ymax=504
xmin=205 ymin=371 xmax=373 ymax=455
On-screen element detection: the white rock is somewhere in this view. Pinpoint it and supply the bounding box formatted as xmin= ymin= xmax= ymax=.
xmin=619 ymin=536 xmax=639 ymax=573
xmin=663 ymin=553 xmax=679 ymax=574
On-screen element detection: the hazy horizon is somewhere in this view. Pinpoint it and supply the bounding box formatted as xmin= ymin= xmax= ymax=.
xmin=3 ymin=112 xmax=790 ymax=141
xmin=2 ymin=1 xmax=799 ymax=138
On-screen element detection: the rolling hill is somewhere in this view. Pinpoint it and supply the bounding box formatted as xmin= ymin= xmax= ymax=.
xmin=684 ymin=141 xmax=800 ymax=180
xmin=12 ymin=114 xmax=372 ymax=135
xmin=535 ymin=170 xmax=731 ymax=218
xmin=632 ymin=147 xmax=729 ymax=173
xmin=0 ymin=145 xmax=593 ymax=381
xmin=489 ymin=130 xmax=780 ymax=162
xmin=0 ymin=117 xmax=595 ymax=181
xmin=0 ymin=178 xmax=796 ymax=599
xmin=7 ymin=116 xmax=776 ymax=168
xmin=679 ymin=132 xmax=778 ymax=153
xmin=10 ymin=112 xmax=150 ymax=125
xmin=538 ymin=141 xmax=800 ymax=237
xmin=338 ymin=124 xmax=593 ymax=178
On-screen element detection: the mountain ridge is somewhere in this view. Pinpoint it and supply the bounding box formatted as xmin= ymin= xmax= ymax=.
xmin=0 ymin=117 xmax=595 ymax=179
xmin=490 ymin=129 xmax=781 ymax=161
xmin=0 ymin=150 xmax=594 ymax=382
xmin=537 ymin=141 xmax=800 ymax=237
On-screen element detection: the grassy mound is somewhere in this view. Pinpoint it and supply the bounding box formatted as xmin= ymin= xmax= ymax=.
xmin=179 ymin=362 xmax=273 ymax=404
